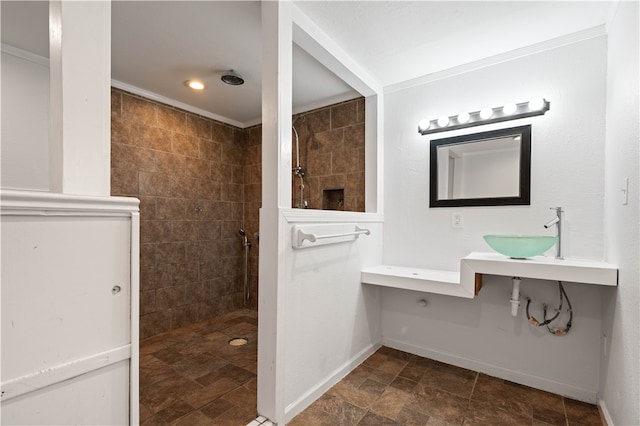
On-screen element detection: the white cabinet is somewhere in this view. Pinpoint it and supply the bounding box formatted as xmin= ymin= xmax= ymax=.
xmin=0 ymin=190 xmax=139 ymax=425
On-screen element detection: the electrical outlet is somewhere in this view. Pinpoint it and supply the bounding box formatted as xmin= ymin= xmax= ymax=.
xmin=451 ymin=213 xmax=464 ymax=228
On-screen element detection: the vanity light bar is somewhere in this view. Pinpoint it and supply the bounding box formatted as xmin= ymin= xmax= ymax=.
xmin=418 ymin=98 xmax=550 ymax=135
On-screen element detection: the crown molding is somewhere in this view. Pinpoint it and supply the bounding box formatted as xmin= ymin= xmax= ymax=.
xmin=111 ymin=79 xmax=250 ymax=129
xmin=1 ymin=43 xmax=49 ymax=67
xmin=385 ymin=25 xmax=607 ymax=94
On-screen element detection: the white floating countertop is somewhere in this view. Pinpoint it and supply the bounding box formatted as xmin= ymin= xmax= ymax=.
xmin=361 ymin=252 xmax=618 ymax=298
xmin=463 ymin=252 xmax=618 ymax=286
xmin=361 ymin=265 xmax=464 ymax=295
xmin=361 ymin=264 xmax=476 ymax=298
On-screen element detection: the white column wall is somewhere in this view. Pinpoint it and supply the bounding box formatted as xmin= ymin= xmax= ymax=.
xmin=49 ymin=1 xmax=111 ymax=196
xmin=282 ymin=214 xmax=383 ymax=422
xmin=382 ymin=36 xmax=609 ymax=402
xmin=259 ymin=3 xmax=385 ymax=424
xmin=258 ymin=0 xmax=292 ymax=421
xmin=600 ymin=2 xmax=640 ymax=424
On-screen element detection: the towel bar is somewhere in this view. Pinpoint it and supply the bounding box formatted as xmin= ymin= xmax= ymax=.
xmin=293 ymin=225 xmax=370 ymax=249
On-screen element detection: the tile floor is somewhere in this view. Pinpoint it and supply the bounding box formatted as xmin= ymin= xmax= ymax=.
xmin=139 ymin=310 xmax=259 ymax=425
xmin=139 ymin=310 xmax=603 ymax=425
xmin=290 ymin=346 xmax=603 ymax=426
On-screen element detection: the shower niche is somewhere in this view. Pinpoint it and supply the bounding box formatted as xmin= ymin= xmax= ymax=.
xmin=322 ymin=188 xmax=344 ymax=210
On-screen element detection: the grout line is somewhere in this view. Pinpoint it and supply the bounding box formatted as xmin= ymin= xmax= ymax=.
xmin=468 ymin=372 xmax=480 ymax=409
xmin=562 ymin=397 xmax=569 ymax=426
xmin=247 ymin=415 xmax=274 ymax=426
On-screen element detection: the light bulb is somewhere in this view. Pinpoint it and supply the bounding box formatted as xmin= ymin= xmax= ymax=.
xmin=437 ymin=116 xmax=449 ymax=127
xmin=528 ymin=98 xmax=544 ymax=111
xmin=457 ymin=112 xmax=470 ymax=124
xmin=186 ymin=80 xmax=206 ymax=91
xmin=418 ymin=119 xmax=430 ymax=132
xmin=480 ymin=107 xmax=493 ymax=120
xmin=503 ymin=103 xmax=517 ymax=115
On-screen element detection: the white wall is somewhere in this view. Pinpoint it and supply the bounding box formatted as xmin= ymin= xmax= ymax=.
xmin=259 ymin=3 xmax=386 ymax=424
xmin=385 ymin=36 xmax=607 ymax=270
xmin=382 ymin=36 xmax=609 ymax=401
xmin=282 ymin=214 xmax=383 ymax=422
xmin=1 ymin=3 xmax=139 ymax=424
xmin=1 ymin=361 xmax=130 ymax=425
xmin=1 ymin=2 xmax=111 ymax=196
xmin=1 ymin=48 xmax=50 ymax=191
xmin=380 ymin=278 xmax=603 ymax=400
xmin=49 ymin=1 xmax=111 ymax=196
xmin=600 ymin=2 xmax=640 ymax=424
xmin=0 ymin=191 xmax=140 ymax=425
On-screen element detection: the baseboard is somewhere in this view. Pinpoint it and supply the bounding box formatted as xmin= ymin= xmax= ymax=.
xmin=283 ymin=340 xmax=383 ymax=423
xmin=598 ymin=399 xmax=614 ymax=426
xmin=383 ymin=337 xmax=598 ymax=404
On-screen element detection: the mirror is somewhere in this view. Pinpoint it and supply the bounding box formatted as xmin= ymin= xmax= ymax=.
xmin=430 ymin=125 xmax=531 ymax=207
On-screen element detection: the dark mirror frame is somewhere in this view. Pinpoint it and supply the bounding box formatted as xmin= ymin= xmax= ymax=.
xmin=429 ymin=125 xmax=532 ymax=208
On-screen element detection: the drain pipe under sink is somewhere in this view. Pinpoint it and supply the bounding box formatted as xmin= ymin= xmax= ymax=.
xmin=510 ymin=277 xmax=521 ymax=317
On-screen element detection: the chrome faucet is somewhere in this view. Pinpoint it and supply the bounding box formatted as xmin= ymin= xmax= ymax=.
xmin=544 ymin=207 xmax=563 ymax=259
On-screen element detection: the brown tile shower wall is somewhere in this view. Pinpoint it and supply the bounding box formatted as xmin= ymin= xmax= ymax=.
xmin=110 ymin=89 xmax=364 ymax=338
xmin=110 ymin=88 xmax=248 ymax=339
xmin=292 ymin=97 xmax=365 ymax=211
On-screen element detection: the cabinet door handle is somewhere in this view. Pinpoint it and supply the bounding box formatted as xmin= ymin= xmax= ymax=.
xmin=111 ymin=285 xmax=122 ymax=295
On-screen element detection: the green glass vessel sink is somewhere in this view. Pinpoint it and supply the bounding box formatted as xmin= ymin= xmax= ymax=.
xmin=483 ymin=235 xmax=558 ymax=259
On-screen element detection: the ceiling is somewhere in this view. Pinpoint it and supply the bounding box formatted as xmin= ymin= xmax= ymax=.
xmin=295 ymin=1 xmax=614 ymax=88
xmin=111 ymin=1 xmax=360 ymax=127
xmin=2 ymin=1 xmax=614 ymax=128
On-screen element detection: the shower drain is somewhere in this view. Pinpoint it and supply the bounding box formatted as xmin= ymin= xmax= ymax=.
xmin=228 ymin=337 xmax=248 ymax=346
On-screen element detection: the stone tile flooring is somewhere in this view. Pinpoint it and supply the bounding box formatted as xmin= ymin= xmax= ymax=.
xmin=139 ymin=310 xmax=603 ymax=425
xmin=291 ymin=346 xmax=603 ymax=426
xmin=139 ymin=310 xmax=258 ymax=425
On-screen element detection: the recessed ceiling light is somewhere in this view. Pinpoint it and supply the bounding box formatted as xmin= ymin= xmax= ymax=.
xmin=185 ymin=80 xmax=206 ymax=91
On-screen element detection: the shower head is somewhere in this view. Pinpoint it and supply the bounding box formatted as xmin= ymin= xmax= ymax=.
xmin=221 ymin=70 xmax=244 ymax=86
xmin=238 ymin=228 xmax=246 ymax=236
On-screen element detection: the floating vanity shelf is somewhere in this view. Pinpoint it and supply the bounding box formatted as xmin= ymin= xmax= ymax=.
xmin=463 ymin=252 xmax=618 ymax=286
xmin=361 ymin=252 xmax=618 ymax=298
xmin=361 ymin=264 xmax=477 ymax=299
